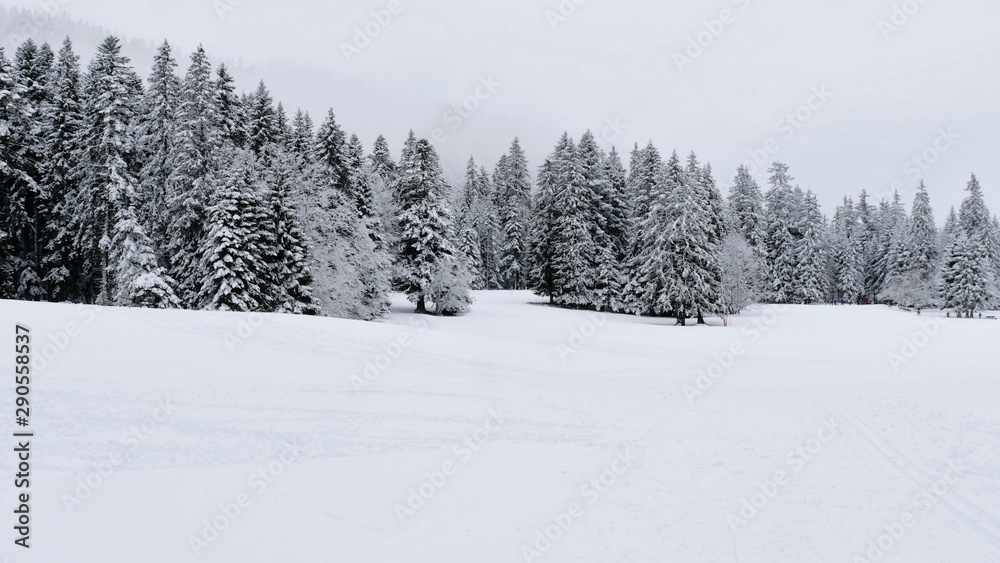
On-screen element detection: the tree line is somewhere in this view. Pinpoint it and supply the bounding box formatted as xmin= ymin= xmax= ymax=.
xmin=2 ymin=35 xmax=998 ymax=322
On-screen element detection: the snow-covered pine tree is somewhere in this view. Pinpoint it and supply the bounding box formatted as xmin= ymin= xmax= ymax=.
xmin=74 ymin=36 xmax=143 ymax=304
xmin=688 ymin=154 xmax=725 ymax=322
xmin=456 ymin=157 xmax=486 ymax=288
xmin=527 ymin=157 xmax=558 ymax=302
xmin=0 ymin=46 xmax=26 ymax=297
xmin=136 ymin=40 xmax=180 ymax=250
xmin=165 ymin=46 xmax=224 ymax=307
xmin=727 ymin=165 xmax=766 ymax=252
xmin=794 ymin=190 xmax=828 ymax=303
xmin=830 ymin=197 xmax=864 ymax=303
xmin=6 ymin=39 xmax=51 ymax=300
xmin=959 ymin=173 xmax=1000 ymax=274
xmin=622 ymin=142 xmax=663 ymax=314
xmin=650 ymin=151 xmax=720 ymax=325
xmin=494 ymin=138 xmax=533 ymax=290
xmin=597 ymin=146 xmax=630 ymax=312
xmin=198 ymin=148 xmax=271 ymax=312
xmin=213 ymin=64 xmax=246 ymax=148
xmin=368 ymin=133 xmax=400 ymax=262
xmin=908 ymin=182 xmax=939 ymax=280
xmin=260 ymin=144 xmax=318 ymax=314
xmin=246 ymin=81 xmax=278 ymax=155
xmin=290 ymin=109 xmax=314 ymax=158
xmin=548 ymin=133 xmax=593 ymax=307
xmin=939 ymin=233 xmax=992 ymax=318
xmin=39 ymin=37 xmax=84 ymax=301
xmin=110 ymin=203 xmax=180 ymax=308
xmin=763 ymin=162 xmax=802 ymax=303
xmin=314 ymin=109 xmax=352 ymax=202
xmin=394 ymin=137 xmax=467 ymax=314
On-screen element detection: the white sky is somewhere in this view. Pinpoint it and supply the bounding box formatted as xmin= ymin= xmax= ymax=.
xmin=4 ymin=0 xmax=1000 ymax=219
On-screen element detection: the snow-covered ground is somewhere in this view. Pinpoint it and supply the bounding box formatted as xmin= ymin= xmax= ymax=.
xmin=1 ymin=292 xmax=999 ymax=562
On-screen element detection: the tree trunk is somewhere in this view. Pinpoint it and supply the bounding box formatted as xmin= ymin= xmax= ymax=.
xmin=697 ymin=310 xmax=706 ymax=325
xmin=416 ymin=295 xmax=427 ymax=314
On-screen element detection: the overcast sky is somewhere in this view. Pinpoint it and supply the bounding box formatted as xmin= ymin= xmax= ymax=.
xmin=4 ymin=0 xmax=999 ymax=219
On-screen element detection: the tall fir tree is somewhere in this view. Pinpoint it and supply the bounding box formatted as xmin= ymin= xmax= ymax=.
xmin=493 ymin=137 xmax=533 ymax=289
xmin=394 ymin=137 xmax=465 ymax=313
xmin=136 ymin=40 xmax=180 ymax=249
xmin=74 ymin=36 xmax=143 ymax=304
xmin=165 ymin=46 xmax=224 ymax=306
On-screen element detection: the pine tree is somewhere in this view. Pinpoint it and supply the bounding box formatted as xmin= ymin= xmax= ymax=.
xmin=831 ymin=197 xmax=863 ymax=303
xmin=939 ymin=234 xmax=991 ymax=318
xmin=74 ymin=36 xmax=143 ymax=304
xmin=763 ymin=162 xmax=802 ymax=303
xmin=794 ymin=190 xmax=828 ymax=303
xmin=165 ymin=46 xmax=224 ymax=306
xmin=596 ymin=146 xmax=630 ymax=312
xmin=6 ymin=40 xmax=50 ymax=300
xmin=456 ymin=157 xmax=486 ymax=288
xmin=528 ymin=157 xmax=558 ymax=302
xmin=110 ymin=203 xmax=180 ymax=308
xmin=39 ymin=37 xmax=84 ymax=301
xmin=959 ymin=173 xmax=1000 ymax=274
xmin=290 ymin=109 xmax=314 ymax=158
xmin=314 ymin=109 xmax=352 ymax=201
xmin=727 ymin=165 xmax=766 ymax=251
xmin=494 ymin=138 xmax=533 ymax=289
xmin=214 ymin=64 xmax=245 ymax=147
xmin=548 ymin=133 xmax=593 ymax=307
xmin=622 ymin=142 xmax=663 ymax=314
xmin=136 ymin=40 xmax=180 ymax=248
xmin=246 ymin=81 xmax=278 ymax=155
xmin=260 ymin=145 xmax=318 ymax=314
xmin=198 ymin=149 xmax=271 ymax=312
xmin=0 ymin=46 xmax=28 ymax=297
xmin=394 ymin=137 xmax=465 ymax=313
xmin=908 ymin=182 xmax=939 ymax=279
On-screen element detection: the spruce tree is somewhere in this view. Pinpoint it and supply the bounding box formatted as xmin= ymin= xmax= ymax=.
xmin=939 ymin=234 xmax=991 ymax=318
xmin=794 ymin=190 xmax=828 ymax=303
xmin=39 ymin=38 xmax=84 ymax=301
xmin=763 ymin=162 xmax=801 ymax=303
xmin=727 ymin=165 xmax=766 ymax=251
xmin=494 ymin=137 xmax=533 ymax=290
xmin=394 ymin=137 xmax=465 ymax=313
xmin=136 ymin=40 xmax=180 ymax=248
xmin=548 ymin=133 xmax=593 ymax=307
xmin=198 ymin=149 xmax=271 ymax=312
xmin=74 ymin=36 xmax=143 ymax=304
xmin=165 ymin=46 xmax=224 ymax=306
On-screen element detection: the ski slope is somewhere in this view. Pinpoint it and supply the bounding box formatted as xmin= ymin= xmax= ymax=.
xmin=1 ymin=292 xmax=999 ymax=562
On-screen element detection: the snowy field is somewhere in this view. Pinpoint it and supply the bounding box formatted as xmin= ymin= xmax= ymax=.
xmin=1 ymin=292 xmax=999 ymax=562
